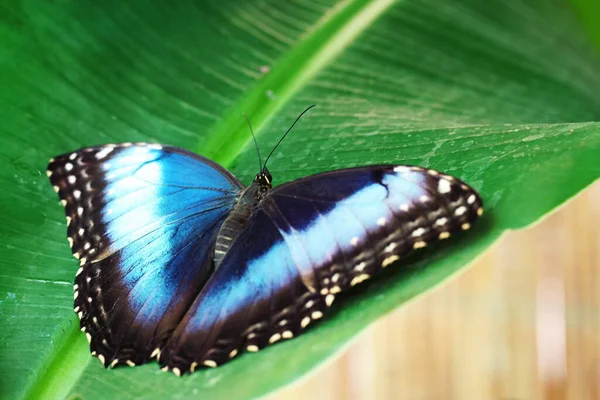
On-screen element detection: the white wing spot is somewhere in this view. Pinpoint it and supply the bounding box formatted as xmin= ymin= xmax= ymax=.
xmin=85 ymin=276 xmax=91 ymax=283
xmin=438 ymin=179 xmax=451 ymax=194
xmin=439 ymin=231 xmax=450 ymax=239
xmin=332 ymin=273 xmax=340 ymax=283
xmin=126 ymin=360 xmax=136 ymax=367
xmin=172 ymin=367 xmax=181 ymax=377
xmin=67 ymin=175 xmax=76 ymax=184
xmin=384 ymin=242 xmax=396 ymax=253
xmin=330 ymin=286 xmax=341 ymax=294
xmin=325 ymin=294 xmax=335 ymax=306
xmin=269 ymin=333 xmax=281 ymax=344
xmin=65 ymin=163 xmax=73 ymax=171
xmin=350 ymin=274 xmax=370 ymax=286
xmin=73 ymin=190 xmax=81 ymax=199
xmin=354 ymin=261 xmax=367 ymax=272
xmin=382 ymin=255 xmax=399 ymax=268
xmin=305 ymin=300 xmax=314 ymax=308
xmin=86 ymin=333 xmax=92 ymax=343
xmin=204 ymin=360 xmax=217 ymax=368
xmin=150 ymin=348 xmax=160 ymax=359
xmin=95 ymin=147 xmax=114 ymax=160
xmin=279 ymin=319 xmax=287 ymax=326
xmin=76 ymin=267 xmax=83 ymax=276
xmin=110 ymin=359 xmax=119 ymax=368
xmin=350 ymin=236 xmax=359 ymax=246
xmin=420 ymin=195 xmax=430 ymax=203
xmin=282 ymin=330 xmax=293 ymax=339
xmin=189 ymin=362 xmax=198 ymax=373
xmin=53 ymin=185 xmax=60 ymax=193
xmin=467 ymin=194 xmax=476 ymax=204
xmin=247 ymin=345 xmax=259 ymax=352
xmin=461 ymin=223 xmax=471 ymax=230
xmin=301 ymin=316 xmax=311 ymax=328
xmin=77 ymin=206 xmax=84 ymax=215
xmin=78 ymin=228 xmax=85 ymax=236
xmin=311 ymin=311 xmax=323 ymax=320
xmin=46 ymin=170 xmax=53 ymax=177
xmin=377 ymin=217 xmax=386 ymax=226
xmin=412 ymin=227 xmax=426 ymax=237
xmin=60 ymin=199 xmax=67 ymax=206
xmin=400 ymin=203 xmax=410 ymax=212
xmin=229 ymin=349 xmax=238 ymax=359
xmin=477 ymin=208 xmax=484 ymax=216
xmin=67 ymin=237 xmax=74 ymax=248
xmin=435 ymin=217 xmax=448 ymax=226
xmin=98 ymin=354 xmax=106 ymax=365
xmin=87 ymin=297 xmax=92 ymax=303
xmin=413 ymin=241 xmax=427 ymax=249
xmin=394 ymin=166 xmax=410 ymax=173
xmin=455 ymin=206 xmax=467 ymax=216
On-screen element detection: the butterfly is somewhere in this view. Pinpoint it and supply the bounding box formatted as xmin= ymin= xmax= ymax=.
xmin=47 ymin=110 xmax=483 ymax=376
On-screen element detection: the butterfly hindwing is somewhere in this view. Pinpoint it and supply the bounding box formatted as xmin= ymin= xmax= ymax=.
xmin=47 ymin=143 xmax=242 ymax=367
xmin=160 ymin=165 xmax=483 ymax=374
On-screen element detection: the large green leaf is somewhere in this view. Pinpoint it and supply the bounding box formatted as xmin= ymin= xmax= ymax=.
xmin=1 ymin=0 xmax=599 ymax=399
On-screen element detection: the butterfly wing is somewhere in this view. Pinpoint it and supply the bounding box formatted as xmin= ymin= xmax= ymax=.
xmin=160 ymin=165 xmax=483 ymax=374
xmin=47 ymin=143 xmax=242 ymax=367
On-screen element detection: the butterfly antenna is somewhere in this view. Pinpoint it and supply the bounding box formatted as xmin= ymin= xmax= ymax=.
xmin=242 ymin=112 xmax=263 ymax=173
xmin=263 ymin=105 xmax=316 ymax=169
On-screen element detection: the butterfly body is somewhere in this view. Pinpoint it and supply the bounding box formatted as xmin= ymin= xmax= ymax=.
xmin=47 ymin=142 xmax=483 ymax=375
xmin=214 ymin=171 xmax=271 ymax=267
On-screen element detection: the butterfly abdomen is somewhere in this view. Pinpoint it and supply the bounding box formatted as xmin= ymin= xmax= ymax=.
xmin=214 ymin=182 xmax=265 ymax=267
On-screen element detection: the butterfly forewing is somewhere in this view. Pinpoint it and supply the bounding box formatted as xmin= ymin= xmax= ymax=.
xmin=159 ymin=165 xmax=482 ymax=374
xmin=47 ymin=143 xmax=242 ymax=367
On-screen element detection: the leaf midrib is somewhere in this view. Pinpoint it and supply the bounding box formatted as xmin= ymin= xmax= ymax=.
xmin=200 ymin=0 xmax=396 ymax=167
xmin=26 ymin=1 xmax=396 ymax=399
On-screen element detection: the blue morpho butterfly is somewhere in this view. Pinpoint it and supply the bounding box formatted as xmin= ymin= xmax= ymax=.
xmin=47 ymin=106 xmax=483 ymax=376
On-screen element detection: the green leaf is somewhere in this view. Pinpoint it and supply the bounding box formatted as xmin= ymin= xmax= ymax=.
xmin=1 ymin=0 xmax=599 ymax=399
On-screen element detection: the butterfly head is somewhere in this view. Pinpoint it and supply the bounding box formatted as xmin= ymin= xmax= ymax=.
xmin=254 ymin=168 xmax=272 ymax=191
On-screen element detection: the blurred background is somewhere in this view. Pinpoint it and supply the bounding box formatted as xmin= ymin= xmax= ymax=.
xmin=279 ymin=181 xmax=600 ymax=399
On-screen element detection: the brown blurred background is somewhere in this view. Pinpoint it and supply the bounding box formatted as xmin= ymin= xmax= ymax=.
xmin=276 ymin=181 xmax=600 ymax=400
